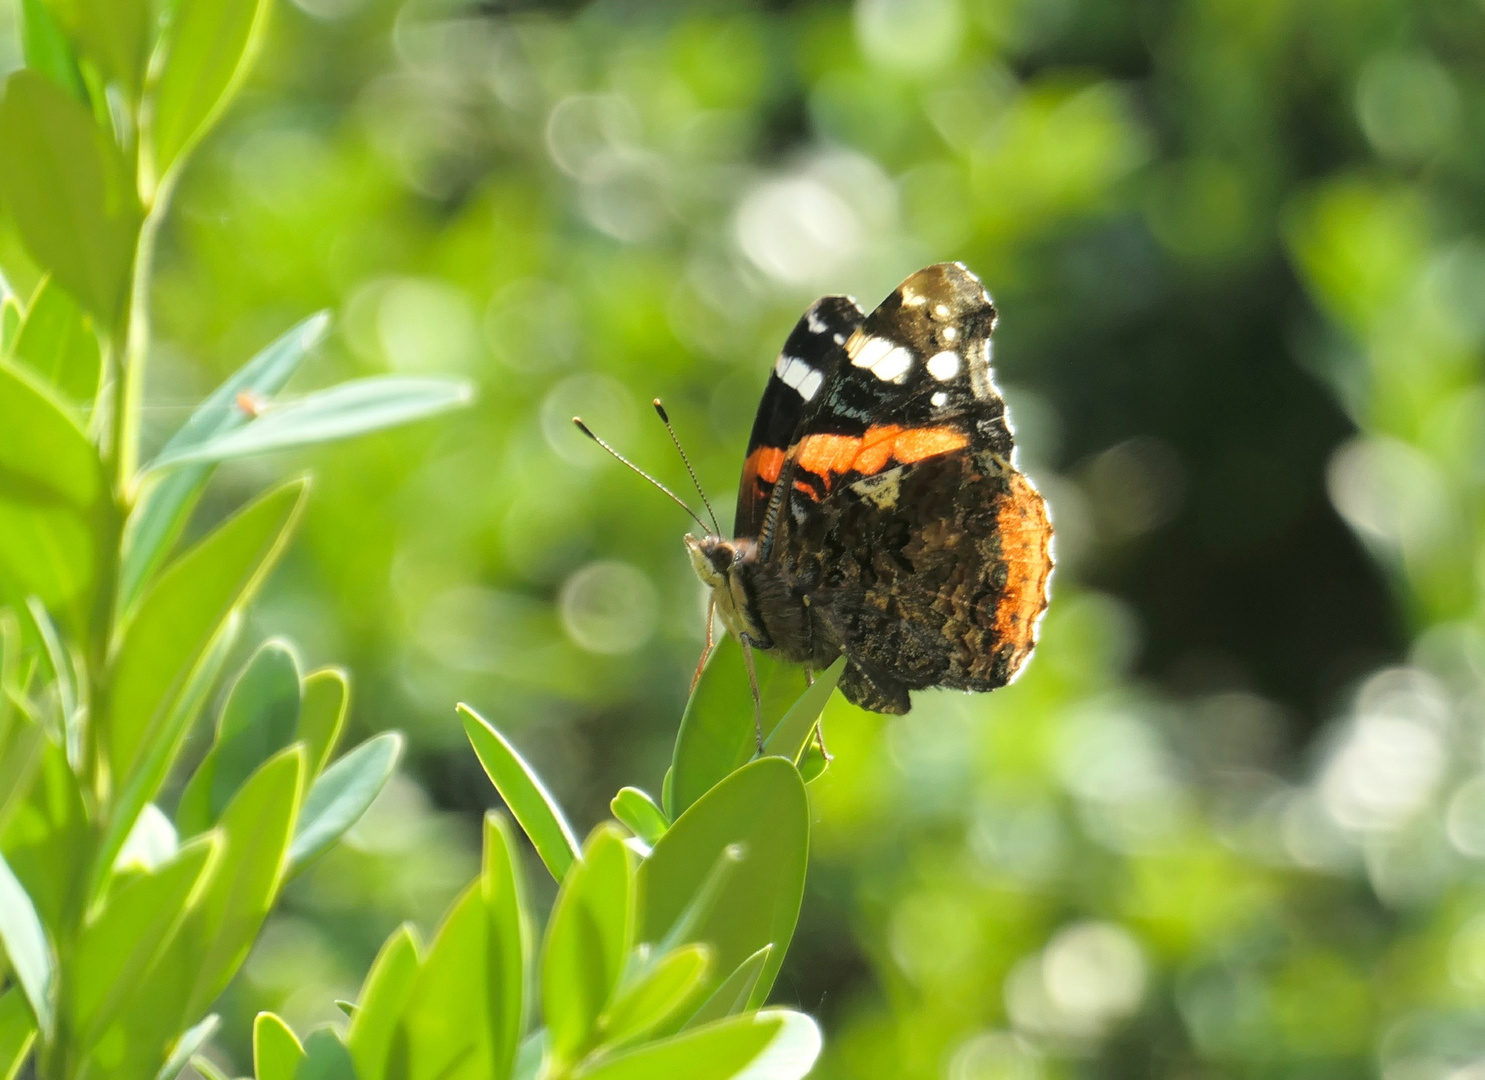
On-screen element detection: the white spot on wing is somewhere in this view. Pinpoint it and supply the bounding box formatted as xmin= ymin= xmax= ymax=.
xmin=870 ymin=346 xmax=913 ymax=383
xmin=799 ymin=368 xmax=824 ymax=400
xmin=931 ymin=391 xmax=948 ymax=407
xmin=926 ymin=351 xmax=961 ymax=381
xmin=807 ymin=309 xmax=827 ymax=334
xmin=774 ymin=354 xmax=788 ymax=377
xmin=942 ymin=326 xmax=958 ymax=342
xmin=934 ymin=303 xmax=950 ymax=317
xmin=850 ymin=335 xmax=894 ymax=369
xmin=904 ymin=291 xmax=927 ymax=307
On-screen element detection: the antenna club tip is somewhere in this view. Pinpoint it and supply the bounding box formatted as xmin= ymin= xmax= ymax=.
xmin=652 ymin=398 xmax=670 ymax=422
xmin=572 ymin=417 xmax=596 ymax=439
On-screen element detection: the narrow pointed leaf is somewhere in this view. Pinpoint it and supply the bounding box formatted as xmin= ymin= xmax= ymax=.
xmin=157 ymin=1014 xmax=218 ymax=1080
xmin=483 ymin=813 xmax=528 ymax=1080
xmin=683 ymin=947 xmax=771 ymax=1030
xmin=599 ymin=943 xmax=711 ymax=1048
xmin=762 ymin=657 xmax=844 ymax=763
xmin=543 ymin=825 xmax=635 ymax=1065
xmin=17 ymin=0 xmax=86 ymax=102
xmin=571 ymin=1010 xmax=821 ymax=1080
xmin=288 ymin=731 xmax=403 ymax=871
xmin=295 ymin=1027 xmax=355 ymax=1080
xmin=122 ymin=312 xmax=330 ymax=611
xmin=0 ymin=853 xmax=51 ymax=1038
xmin=9 ymin=275 xmax=100 ymax=403
xmin=347 ymin=924 xmax=420 ymax=1080
xmin=150 ymin=377 xmax=475 ymax=470
xmin=298 ymin=667 xmax=349 ymax=777
xmin=397 ymin=883 xmax=494 ymax=1080
xmin=0 ymin=988 xmax=37 ymax=1080
xmin=459 ymin=703 xmax=579 ymax=882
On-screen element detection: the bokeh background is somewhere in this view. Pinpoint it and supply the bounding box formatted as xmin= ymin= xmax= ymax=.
xmin=9 ymin=0 xmax=1485 ymax=1074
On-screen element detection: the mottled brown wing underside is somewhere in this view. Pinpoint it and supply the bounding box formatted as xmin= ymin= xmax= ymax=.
xmin=782 ymin=449 xmax=1052 ymax=713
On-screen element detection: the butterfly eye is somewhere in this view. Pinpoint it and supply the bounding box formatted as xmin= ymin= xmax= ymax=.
xmin=707 ymin=545 xmax=735 ymax=574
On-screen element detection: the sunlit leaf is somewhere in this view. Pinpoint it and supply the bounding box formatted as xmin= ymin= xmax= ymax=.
xmin=156 ymin=1014 xmax=218 ymax=1080
xmin=459 ymin=703 xmax=579 ymax=882
xmin=610 ymin=786 xmax=668 ymax=846
xmin=570 ymin=1010 xmax=821 ymax=1080
xmin=288 ymin=731 xmax=403 ymax=871
xmin=46 ymin=0 xmax=154 ymax=98
xmin=640 ymin=758 xmax=808 ymax=1014
xmin=17 ymin=0 xmax=86 ymax=102
xmin=543 ymin=824 xmax=635 ymax=1065
xmin=149 ymin=376 xmax=476 ymax=470
xmin=599 ymin=943 xmax=711 ymax=1049
xmin=683 ymin=946 xmax=771 ymax=1030
xmin=9 ymin=274 xmax=100 ymax=403
xmin=669 ymin=637 xmax=810 ymax=817
xmin=122 ymin=312 xmax=330 ymax=613
xmin=106 ymin=480 xmax=307 ymax=807
xmin=71 ymin=836 xmax=218 ymax=1055
xmin=762 ymin=657 xmax=844 ymax=765
xmin=0 ymin=360 xmax=111 ymax=638
xmin=297 ymin=666 xmax=349 ymax=777
xmin=347 ymin=924 xmax=420 ymax=1080
xmin=295 ymin=1027 xmax=355 ymax=1080
xmin=0 ymin=851 xmax=51 ymax=1038
xmin=0 ymin=988 xmax=38 ymax=1080
xmin=0 ymin=70 xmax=141 ymax=325
xmin=397 ymin=883 xmax=495 ymax=1080
xmin=483 ymin=812 xmax=529 ymax=1080
xmin=255 ymin=1011 xmax=306 ymax=1080
xmin=147 ymin=0 xmax=273 ymax=186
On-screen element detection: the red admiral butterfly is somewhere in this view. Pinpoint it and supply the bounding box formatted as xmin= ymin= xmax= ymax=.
xmin=579 ymin=263 xmax=1053 ymax=736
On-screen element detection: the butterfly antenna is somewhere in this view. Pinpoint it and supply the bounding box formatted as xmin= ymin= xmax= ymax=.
xmin=653 ymin=399 xmax=722 ymax=535
xmin=572 ymin=417 xmax=712 ymax=533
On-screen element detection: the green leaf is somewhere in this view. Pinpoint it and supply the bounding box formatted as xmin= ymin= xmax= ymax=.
xmin=181 ymin=745 xmax=306 ymax=1020
xmin=543 ymin=824 xmax=635 ymax=1065
xmin=334 ymin=1000 xmax=356 ymax=1017
xmin=17 ymin=0 xmax=86 ymax=102
xmin=209 ymin=639 xmax=304 ymax=829
xmin=0 ymin=296 xmax=19 ymax=351
xmin=762 ymin=658 xmax=844 ymax=765
xmin=72 ymin=835 xmax=218 ymax=1055
xmin=459 ymin=703 xmax=579 ymax=883
xmin=599 ymin=944 xmax=711 ymax=1049
xmin=190 ymin=1055 xmax=230 ymax=1080
xmin=0 ymin=703 xmax=43 ymax=842
xmin=1 ymin=734 xmax=88 ymax=944
xmin=639 ymin=758 xmax=808 ymax=1014
xmin=146 ymin=0 xmax=272 ymax=185
xmin=106 ymin=479 xmax=307 ymax=803
xmin=570 ymin=1010 xmax=821 ymax=1080
xmin=92 ymin=607 xmax=240 ymax=901
xmin=0 ymin=70 xmax=141 ymax=325
xmin=113 ymin=803 xmax=180 ymax=873
xmin=296 ymin=1028 xmax=356 ymax=1080
xmin=669 ymin=637 xmax=811 ymax=817
xmin=397 ymin=883 xmax=494 ymax=1080
xmin=9 ymin=274 xmax=101 ymax=403
xmin=23 ymin=596 xmax=78 ymax=769
xmin=121 ymin=312 xmax=330 ymax=614
xmin=0 ymin=360 xmax=111 ymax=638
xmin=483 ymin=812 xmax=529 ymax=1080
xmin=0 ymin=988 xmax=38 ymax=1080
xmin=149 ymin=377 xmax=476 ymax=470
xmin=288 ymin=731 xmax=403 ymax=872
xmin=47 ymin=0 xmax=154 ymax=99
xmin=682 ymin=947 xmax=770 ymax=1030
xmin=255 ymin=1012 xmax=306 ymax=1080
xmin=0 ymin=851 xmax=51 ymax=1038
xmin=610 ymin=787 xmax=668 ymax=847
xmin=297 ymin=666 xmax=348 ymax=777
xmin=347 ymin=924 xmax=420 ymax=1080
xmin=157 ymin=1014 xmax=218 ymax=1080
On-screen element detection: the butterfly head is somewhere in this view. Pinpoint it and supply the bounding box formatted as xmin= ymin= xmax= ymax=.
xmin=685 ymin=534 xmax=768 ymax=644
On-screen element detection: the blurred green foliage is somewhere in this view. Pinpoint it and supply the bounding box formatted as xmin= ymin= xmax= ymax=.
xmin=6 ymin=0 xmax=1485 ymax=1075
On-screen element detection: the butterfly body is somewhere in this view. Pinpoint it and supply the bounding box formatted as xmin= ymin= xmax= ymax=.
xmin=690 ymin=262 xmax=1054 ymax=715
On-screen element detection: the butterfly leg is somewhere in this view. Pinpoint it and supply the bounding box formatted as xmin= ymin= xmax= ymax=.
xmin=814 ymin=722 xmax=833 ymax=762
xmin=690 ymin=596 xmax=717 ymax=693
xmin=740 ymin=636 xmax=765 ymax=755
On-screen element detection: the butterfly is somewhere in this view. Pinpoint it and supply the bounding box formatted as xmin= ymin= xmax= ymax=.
xmin=682 ymin=262 xmax=1053 ymax=721
xmin=577 ymin=262 xmax=1053 ymax=739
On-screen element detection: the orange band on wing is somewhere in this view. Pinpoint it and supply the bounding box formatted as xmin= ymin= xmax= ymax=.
xmin=742 ymin=445 xmax=786 ymax=489
xmin=793 ymin=424 xmax=970 ymax=483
